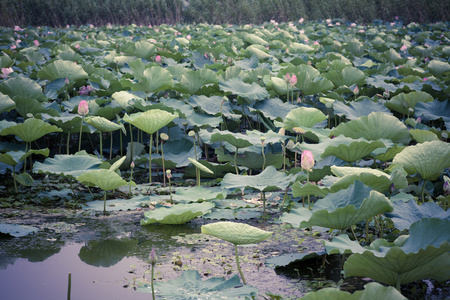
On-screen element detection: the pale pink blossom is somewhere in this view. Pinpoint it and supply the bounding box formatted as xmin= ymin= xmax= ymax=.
xmin=77 ymin=100 xmax=89 ymax=116
xmin=400 ymin=45 xmax=408 ymax=51
xmin=290 ymin=74 xmax=297 ymax=86
xmin=33 ymin=40 xmax=39 ymax=47
xmin=313 ymin=41 xmax=319 ymax=45
xmin=301 ymin=150 xmax=315 ymax=172
xmin=155 ymin=55 xmax=162 ymax=63
xmin=351 ymin=23 xmax=356 ymax=27
xmin=75 ymin=44 xmax=80 ymax=49
xmin=186 ymin=35 xmax=191 ymax=40
xmin=299 ymin=18 xmax=304 ymax=23
xmin=14 ymin=25 xmax=23 ymax=31
xmin=1 ymin=67 xmax=13 ymax=78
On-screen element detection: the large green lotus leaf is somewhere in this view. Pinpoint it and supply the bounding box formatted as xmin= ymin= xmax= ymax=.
xmin=201 ymin=221 xmax=272 ymax=245
xmin=189 ymin=95 xmax=240 ymax=119
xmin=173 ymin=69 xmax=218 ymax=95
xmin=152 ymin=139 xmax=202 ymax=168
xmin=0 ymin=150 xmax=27 ymax=167
xmin=322 ymin=139 xmax=385 ymax=163
xmin=131 ymin=66 xmax=173 ymax=93
xmin=267 ymin=76 xmax=289 ymax=95
xmin=41 ymin=112 xmax=82 ymax=132
xmin=330 ymin=166 xmax=408 ymax=193
xmin=281 ymin=181 xmax=393 ymax=229
xmin=333 ymin=98 xmax=392 ymax=120
xmin=427 ymin=59 xmax=450 ymax=76
xmin=0 ymin=92 xmax=15 ymax=113
xmin=291 ymin=181 xmax=330 ymax=198
xmin=215 ymin=148 xmax=284 ymax=170
xmin=392 ymin=140 xmax=450 ymax=180
xmin=0 ymin=223 xmax=39 ymax=237
xmin=297 ymin=73 xmax=334 ymax=96
xmin=245 ymin=33 xmax=268 ymax=46
xmin=210 ymin=130 xmax=254 ymax=149
xmin=299 ymin=135 xmax=361 ymax=161
xmin=186 ymin=111 xmax=222 ymax=128
xmin=11 ymin=95 xmax=50 ymax=118
xmin=33 ymin=154 xmax=102 ymax=178
xmin=409 ymin=129 xmax=439 ymax=143
xmin=374 ymin=145 xmax=406 ymax=162
xmin=84 ymin=116 xmax=122 ymax=132
xmin=283 ymin=107 xmax=327 ymax=131
xmin=124 ymin=40 xmax=156 ymax=59
xmin=219 ymin=77 xmax=269 ymax=104
xmin=204 ymin=208 xmax=262 ymax=220
xmin=246 ymin=45 xmax=272 ymax=59
xmin=386 ymin=91 xmax=433 ymax=115
xmin=385 ymin=200 xmax=450 ymax=231
xmin=415 ymin=99 xmax=450 ymax=129
xmin=184 ymin=161 xmax=236 ymax=179
xmin=111 ymin=91 xmax=143 ymax=111
xmin=331 ymin=112 xmax=410 ymax=144
xmin=137 ymin=270 xmax=258 ymax=299
xmin=221 ymin=166 xmax=294 ymax=192
xmin=37 ymin=60 xmax=88 ymax=81
xmin=301 ymin=282 xmax=407 ymax=300
xmin=123 ymin=109 xmax=178 ymax=134
xmin=77 ymin=169 xmax=129 ymax=191
xmin=172 ymin=186 xmax=226 ymax=203
xmin=324 ymin=66 xmax=366 ymax=87
xmin=0 ymin=118 xmax=62 ymax=143
xmin=78 ymin=238 xmax=138 ymax=267
xmin=288 ymin=42 xmax=314 ymax=53
xmin=13 ymin=172 xmax=34 ymax=186
xmin=0 ymin=76 xmax=46 ymax=102
xmin=234 ymin=55 xmax=260 ymax=70
xmin=332 ymin=218 xmax=450 ymax=287
xmin=140 ymin=202 xmax=214 ymax=225
xmin=249 ymin=97 xmax=296 ymax=121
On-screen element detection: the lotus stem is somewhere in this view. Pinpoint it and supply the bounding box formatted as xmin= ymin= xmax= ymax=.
xmin=99 ymin=132 xmax=103 ymax=160
xmin=421 ymin=180 xmax=426 ymax=203
xmin=110 ymin=132 xmax=113 ymax=160
xmin=103 ymin=191 xmax=107 ymax=215
xmin=78 ymin=116 xmax=84 ymax=152
xmin=12 ymin=165 xmax=18 ymax=193
xmin=149 ymin=134 xmax=153 ymax=184
xmin=151 ymin=263 xmax=155 ymax=300
xmin=67 ymin=130 xmax=71 ymax=154
xmin=307 ymin=171 xmax=311 ymax=210
xmin=365 ymin=218 xmax=369 ymax=243
xmin=261 ymin=191 xmax=267 ymax=216
xmin=234 ymin=147 xmax=239 ymax=175
xmin=350 ymin=226 xmax=358 ymax=241
xmin=161 ymin=141 xmax=166 ymax=187
xmin=67 ymin=272 xmax=71 ymax=300
xmin=234 ymin=244 xmax=246 ymax=285
xmin=119 ymin=129 xmax=123 ymax=157
xmin=129 ymin=123 xmax=133 ymax=159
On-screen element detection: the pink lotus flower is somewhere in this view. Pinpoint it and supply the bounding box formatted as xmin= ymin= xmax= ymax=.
xmin=155 ymin=55 xmax=162 ymax=63
xmin=186 ymin=35 xmax=191 ymax=40
xmin=1 ymin=67 xmax=13 ymax=78
xmin=290 ymin=74 xmax=297 ymax=86
xmin=33 ymin=40 xmax=39 ymax=47
xmin=400 ymin=45 xmax=407 ymax=51
xmin=299 ymin=18 xmax=304 ymax=23
xmin=77 ymin=100 xmax=89 ymax=116
xmin=285 ymin=73 xmax=291 ymax=83
xmin=65 ymin=78 xmax=69 ymax=85
xmin=78 ymin=85 xmax=94 ymax=96
xmin=313 ymin=41 xmax=319 ymax=45
xmin=14 ymin=25 xmax=23 ymax=31
xmin=301 ymin=150 xmax=315 ymax=172
xmin=353 ymin=86 xmax=359 ymax=96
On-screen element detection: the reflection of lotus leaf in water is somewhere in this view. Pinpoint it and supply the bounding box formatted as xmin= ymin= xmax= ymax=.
xmin=78 ymin=238 xmax=138 ymax=267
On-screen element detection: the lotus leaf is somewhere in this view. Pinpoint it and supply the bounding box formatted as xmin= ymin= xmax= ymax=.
xmin=283 ymin=107 xmax=327 ymax=131
xmin=234 ymin=55 xmax=259 ymax=70
xmin=249 ymin=97 xmax=297 ymax=120
xmin=77 ymin=169 xmax=129 ymax=191
xmin=201 ymin=221 xmax=272 ymax=245
xmin=0 ymin=223 xmax=39 ymax=237
xmin=0 ymin=76 xmax=46 ymax=102
xmin=188 ymin=157 xmax=214 ymax=175
xmin=140 ymin=202 xmax=214 ymax=225
xmin=210 ymin=130 xmax=254 ymax=149
xmin=78 ymin=238 xmax=138 ymax=267
xmin=111 ymin=91 xmax=142 ymax=111
xmin=123 ymin=109 xmax=178 ymax=134
xmin=13 ymin=172 xmax=34 ymax=186
xmin=0 ymin=92 xmax=16 ymax=113
xmin=385 ymin=200 xmax=450 ymax=231
xmin=324 ymin=66 xmax=366 ymax=88
xmin=292 ymin=181 xmax=330 ymax=198
xmin=0 ymin=118 xmax=62 ymax=143
xmin=245 ymin=33 xmax=268 ymax=46
xmin=326 ymin=218 xmax=450 ymax=288
xmin=123 ymin=40 xmax=156 ymax=59
xmin=221 ymin=166 xmax=294 ymax=192
xmin=152 ymin=139 xmax=202 ymax=168
xmin=322 ymin=139 xmax=385 ymax=163
xmin=288 ymin=42 xmax=314 ymax=53
xmin=131 ymin=66 xmax=173 ymax=93
xmin=84 ymin=116 xmax=122 ymax=132
xmin=415 ymin=99 xmax=450 ymax=129
xmin=10 ymin=95 xmax=51 ymax=118
xmin=333 ymin=98 xmax=392 ymax=120
xmin=265 ymin=252 xmax=326 ymax=269
xmin=301 ymin=282 xmax=407 ymax=300
xmin=392 ymin=140 xmax=450 ymax=180
xmin=173 ymin=69 xmax=218 ymax=95
xmin=427 ymin=59 xmax=450 ymax=76
xmin=37 ymin=60 xmax=88 ymax=81
xmin=204 ymin=208 xmax=262 ymax=220
xmin=386 ymin=91 xmax=433 ymax=115
xmin=215 ymin=148 xmax=284 ymax=170
xmin=189 ymin=95 xmax=240 ymax=119
xmin=409 ymin=129 xmax=439 ymax=143
xmin=83 ymin=198 xmax=143 ymax=211
xmin=374 ymin=145 xmax=406 ymax=162
xmin=33 ymin=154 xmax=102 ymax=178
xmin=137 ymin=270 xmax=258 ymax=299
xmin=172 ymin=186 xmax=226 ymax=203
xmin=281 ymin=181 xmax=393 ymax=229
xmin=41 ymin=112 xmax=82 ymax=132
xmin=219 ymin=77 xmax=269 ymax=104
xmin=330 ymin=112 xmax=410 ymax=144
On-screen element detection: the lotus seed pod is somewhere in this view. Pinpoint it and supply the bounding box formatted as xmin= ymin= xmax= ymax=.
xmin=160 ymin=133 xmax=169 ymax=141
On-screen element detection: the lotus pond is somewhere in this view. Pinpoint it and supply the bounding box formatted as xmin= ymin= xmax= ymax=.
xmin=0 ymin=19 xmax=450 ymax=299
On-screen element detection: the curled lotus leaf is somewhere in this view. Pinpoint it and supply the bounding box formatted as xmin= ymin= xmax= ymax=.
xmin=123 ymin=109 xmax=178 ymax=135
xmin=201 ymin=221 xmax=272 ymax=245
xmin=283 ymin=107 xmax=327 ymax=132
xmin=0 ymin=118 xmax=62 ymax=143
xmin=77 ymin=169 xmax=130 ymax=191
xmin=37 ymin=60 xmax=88 ymax=81
xmin=140 ymin=202 xmax=215 ymax=225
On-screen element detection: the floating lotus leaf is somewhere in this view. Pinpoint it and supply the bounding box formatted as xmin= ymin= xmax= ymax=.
xmin=172 ymin=186 xmax=226 ymax=203
xmin=385 ymin=200 xmax=450 ymax=231
xmin=33 ymin=154 xmax=102 ymax=178
xmin=409 ymin=129 xmax=439 ymax=143
xmin=322 ymin=139 xmax=385 ymax=163
xmin=265 ymin=252 xmax=326 ymax=269
xmin=78 ymin=238 xmax=138 ymax=267
xmin=173 ymin=69 xmax=218 ymax=95
xmin=330 ymin=166 xmax=408 ymax=193
xmin=324 ymin=66 xmax=366 ymax=88
xmin=326 ymin=218 xmax=450 ymax=288
xmin=283 ymin=107 xmax=327 ymax=131
xmin=0 ymin=92 xmax=15 ymax=113
xmin=219 ymin=77 xmax=269 ymax=104
xmin=386 ymin=91 xmax=433 ymax=115
xmin=131 ymin=66 xmax=173 ymax=93
xmin=201 ymin=221 xmax=272 ymax=245
xmin=0 ymin=223 xmax=39 ymax=237
xmin=331 ymin=112 xmax=410 ymax=144
xmin=333 ymin=98 xmax=392 ymax=120
xmin=0 ymin=76 xmax=46 ymax=102
xmin=281 ymin=181 xmax=393 ymax=229
xmin=301 ymin=282 xmax=407 ymax=300
xmin=77 ymin=169 xmax=129 ymax=191
xmin=137 ymin=270 xmax=258 ymax=299
xmin=0 ymin=118 xmax=62 ymax=143
xmin=37 ymin=60 xmax=88 ymax=81
xmin=84 ymin=116 xmax=122 ymax=132
xmin=292 ymin=181 xmax=330 ymax=198
xmin=204 ymin=208 xmax=262 ymax=220
xmin=221 ymin=166 xmax=294 ymax=192
xmin=392 ymin=140 xmax=450 ymax=180
xmin=123 ymin=109 xmax=178 ymax=134
xmin=140 ymin=202 xmax=215 ymax=225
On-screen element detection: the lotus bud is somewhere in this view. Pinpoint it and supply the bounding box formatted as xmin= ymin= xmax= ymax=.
xmin=389 ymin=183 xmax=395 ymax=194
xmin=301 ymin=150 xmax=315 ymax=172
xmin=416 ymin=117 xmax=421 ymax=123
xmin=150 ymin=247 xmax=157 ymax=266
xmin=353 ymin=86 xmax=359 ymax=96
xmin=284 ymin=73 xmax=291 ymax=83
xmin=166 ymin=169 xmax=172 ymax=179
xmin=77 ymin=100 xmax=89 ymax=116
xmin=260 ymin=136 xmax=266 ymax=146
xmin=182 ymin=121 xmax=189 ymax=127
xmin=188 ymin=130 xmax=195 ymax=137
xmin=155 ymin=55 xmax=162 ymax=63
xmin=130 ymin=161 xmax=135 ymax=169
xmin=443 ymin=176 xmax=450 ymax=195
xmin=383 ymin=89 xmax=390 ymax=99
xmin=290 ymin=74 xmax=297 ymax=86
xmin=1 ymin=67 xmax=13 ymax=78
xmin=160 ymin=133 xmax=169 ymax=141
xmin=65 ymin=78 xmax=69 ymax=85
